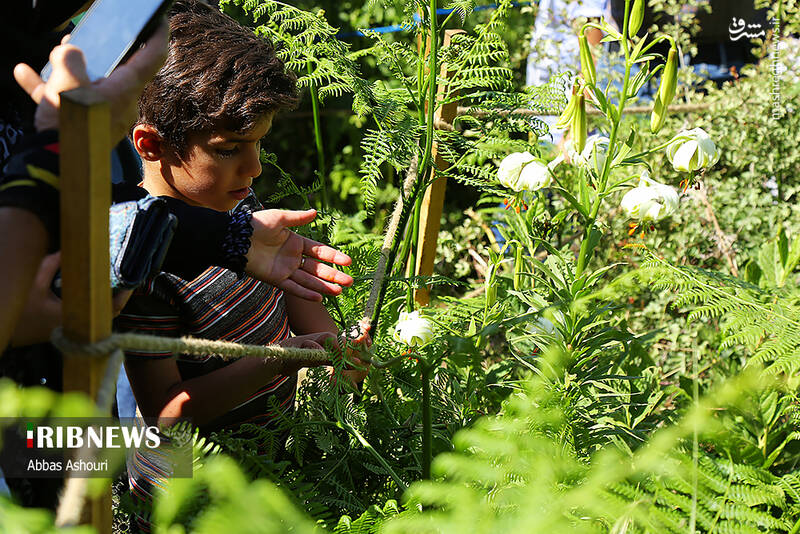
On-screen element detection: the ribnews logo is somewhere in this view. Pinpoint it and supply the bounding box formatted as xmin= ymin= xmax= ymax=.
xmin=1 ymin=418 xmax=192 ymax=478
xmin=24 ymin=422 xmax=161 ymax=449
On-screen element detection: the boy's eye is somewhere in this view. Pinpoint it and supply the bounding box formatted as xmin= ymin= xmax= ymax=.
xmin=216 ymin=146 xmax=239 ymax=158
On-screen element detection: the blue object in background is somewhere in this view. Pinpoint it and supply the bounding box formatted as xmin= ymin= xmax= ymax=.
xmin=336 ymin=1 xmax=534 ymax=38
xmin=0 ymin=467 xmax=9 ymax=497
xmin=116 ymin=367 xmax=137 ymax=419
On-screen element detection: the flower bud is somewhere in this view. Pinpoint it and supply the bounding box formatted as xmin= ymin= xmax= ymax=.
xmin=620 ymin=171 xmax=679 ymax=222
xmin=650 ymin=94 xmax=666 ymax=134
xmin=660 ymin=46 xmax=678 ymax=105
xmin=629 ymin=0 xmax=645 ymax=38
xmin=666 ymin=128 xmax=720 ymax=172
xmin=651 ymin=45 xmax=678 ymax=133
xmin=393 ymin=310 xmax=434 ymax=347
xmin=571 ymin=94 xmax=587 ymax=153
xmin=555 ymin=90 xmax=578 ymax=130
xmin=579 ymin=34 xmax=596 ymax=86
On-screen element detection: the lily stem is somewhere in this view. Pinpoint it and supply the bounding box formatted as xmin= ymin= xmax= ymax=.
xmin=420 ymin=359 xmax=433 ymax=479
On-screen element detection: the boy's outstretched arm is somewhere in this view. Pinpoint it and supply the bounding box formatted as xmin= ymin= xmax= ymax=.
xmin=247 ymin=209 xmax=354 ymax=301
xmin=125 ymin=332 xmax=334 ymax=426
xmin=285 ymin=293 xmax=338 ymax=334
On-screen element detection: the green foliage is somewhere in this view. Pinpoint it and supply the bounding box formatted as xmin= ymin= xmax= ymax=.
xmin=4 ymin=3 xmax=798 ymax=534
xmin=332 ymin=500 xmax=410 ymax=534
xmin=640 ymin=250 xmax=800 ymax=376
xmin=151 ymin=455 xmax=319 ymax=534
xmin=371 ymin=365 xmax=793 ymax=533
xmin=0 ymin=498 xmax=94 ymax=534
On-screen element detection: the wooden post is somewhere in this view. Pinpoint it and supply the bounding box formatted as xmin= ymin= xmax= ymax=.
xmin=414 ymin=29 xmax=463 ymax=306
xmin=59 ymin=87 xmax=113 ymax=533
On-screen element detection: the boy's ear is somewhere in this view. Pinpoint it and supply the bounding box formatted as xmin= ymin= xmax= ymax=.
xmin=132 ymin=124 xmax=166 ymax=161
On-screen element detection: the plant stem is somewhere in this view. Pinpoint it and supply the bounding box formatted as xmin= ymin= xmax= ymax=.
xmin=417 ymin=0 xmax=439 ymax=180
xmin=306 ymin=60 xmax=328 ymax=209
xmin=406 ymin=195 xmax=423 ymax=309
xmin=372 ymin=0 xmax=439 ymax=330
xmin=370 ymin=182 xmax=420 ymax=331
xmin=575 ymin=0 xmax=632 ymax=277
xmin=337 ymin=419 xmax=408 ymax=492
xmin=420 ymin=360 xmax=432 ymax=479
xmin=690 ymin=347 xmax=699 ymax=533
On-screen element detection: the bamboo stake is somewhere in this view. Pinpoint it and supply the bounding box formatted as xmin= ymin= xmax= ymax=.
xmin=58 ymin=87 xmax=113 ymax=533
xmin=414 ymin=29 xmax=464 ymax=306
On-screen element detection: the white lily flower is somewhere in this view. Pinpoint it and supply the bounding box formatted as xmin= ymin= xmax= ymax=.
xmin=393 ymin=310 xmax=434 ymax=347
xmin=620 ymin=171 xmax=679 ymax=222
xmin=569 ymin=135 xmax=610 ymax=175
xmin=497 ymin=152 xmax=536 ymax=191
xmin=515 ymin=159 xmax=552 ymax=192
xmin=498 ymin=152 xmax=559 ymax=193
xmin=666 ymin=128 xmax=720 ymax=173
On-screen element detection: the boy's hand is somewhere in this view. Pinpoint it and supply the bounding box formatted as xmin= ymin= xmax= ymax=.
xmin=275 ymin=331 xmax=336 ymax=373
xmin=329 ymin=325 xmax=372 ymax=387
xmin=247 ymin=209 xmax=354 ymax=301
xmin=14 ymin=19 xmax=168 ymax=141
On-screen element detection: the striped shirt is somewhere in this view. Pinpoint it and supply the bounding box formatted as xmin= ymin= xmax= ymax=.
xmin=116 ymin=194 xmax=295 ymax=531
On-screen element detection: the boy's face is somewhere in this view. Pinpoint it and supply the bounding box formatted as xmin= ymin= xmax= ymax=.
xmin=164 ymin=114 xmax=274 ymax=212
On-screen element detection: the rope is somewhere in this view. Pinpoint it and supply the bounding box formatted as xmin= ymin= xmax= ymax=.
xmin=454 ymin=102 xmax=712 ymax=118
xmin=55 ymin=349 xmax=124 ymax=527
xmin=50 ymin=328 xmax=329 ymax=362
xmin=361 ymin=153 xmax=420 ymax=331
xmin=52 ymin=323 xmax=330 ymax=525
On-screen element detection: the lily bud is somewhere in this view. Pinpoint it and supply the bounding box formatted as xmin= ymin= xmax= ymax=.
xmin=651 ymin=45 xmax=678 ymax=133
xmin=555 ymin=89 xmax=579 ymax=130
xmin=571 ymin=94 xmax=587 ymax=153
xmin=579 ymin=33 xmax=596 ymax=86
xmin=629 ymin=0 xmax=645 ymax=38
xmin=393 ymin=310 xmax=434 ymax=347
xmin=660 ymin=46 xmax=678 ymax=105
xmin=666 ymin=128 xmax=720 ymax=172
xmin=620 ymin=171 xmax=679 ymax=222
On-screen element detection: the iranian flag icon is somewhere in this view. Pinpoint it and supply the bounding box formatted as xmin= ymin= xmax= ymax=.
xmin=26 ymin=422 xmax=34 ymax=448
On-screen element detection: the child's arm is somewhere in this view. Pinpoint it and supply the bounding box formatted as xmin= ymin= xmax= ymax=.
xmin=284 ymin=294 xmax=338 ymax=334
xmin=125 ymin=332 xmax=333 ymax=426
xmin=285 ymin=294 xmax=370 ymax=385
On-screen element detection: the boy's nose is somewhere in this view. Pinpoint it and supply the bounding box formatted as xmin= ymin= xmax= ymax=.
xmin=242 ymin=146 xmax=262 ymax=179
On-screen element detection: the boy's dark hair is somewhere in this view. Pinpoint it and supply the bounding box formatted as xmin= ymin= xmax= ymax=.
xmin=137 ymin=0 xmax=299 ymax=155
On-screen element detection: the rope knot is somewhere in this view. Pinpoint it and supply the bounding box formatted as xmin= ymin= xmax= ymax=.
xmin=50 ymin=327 xmax=121 ymax=357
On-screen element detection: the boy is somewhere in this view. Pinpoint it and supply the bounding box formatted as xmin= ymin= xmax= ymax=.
xmin=117 ymin=1 xmax=366 ymax=527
